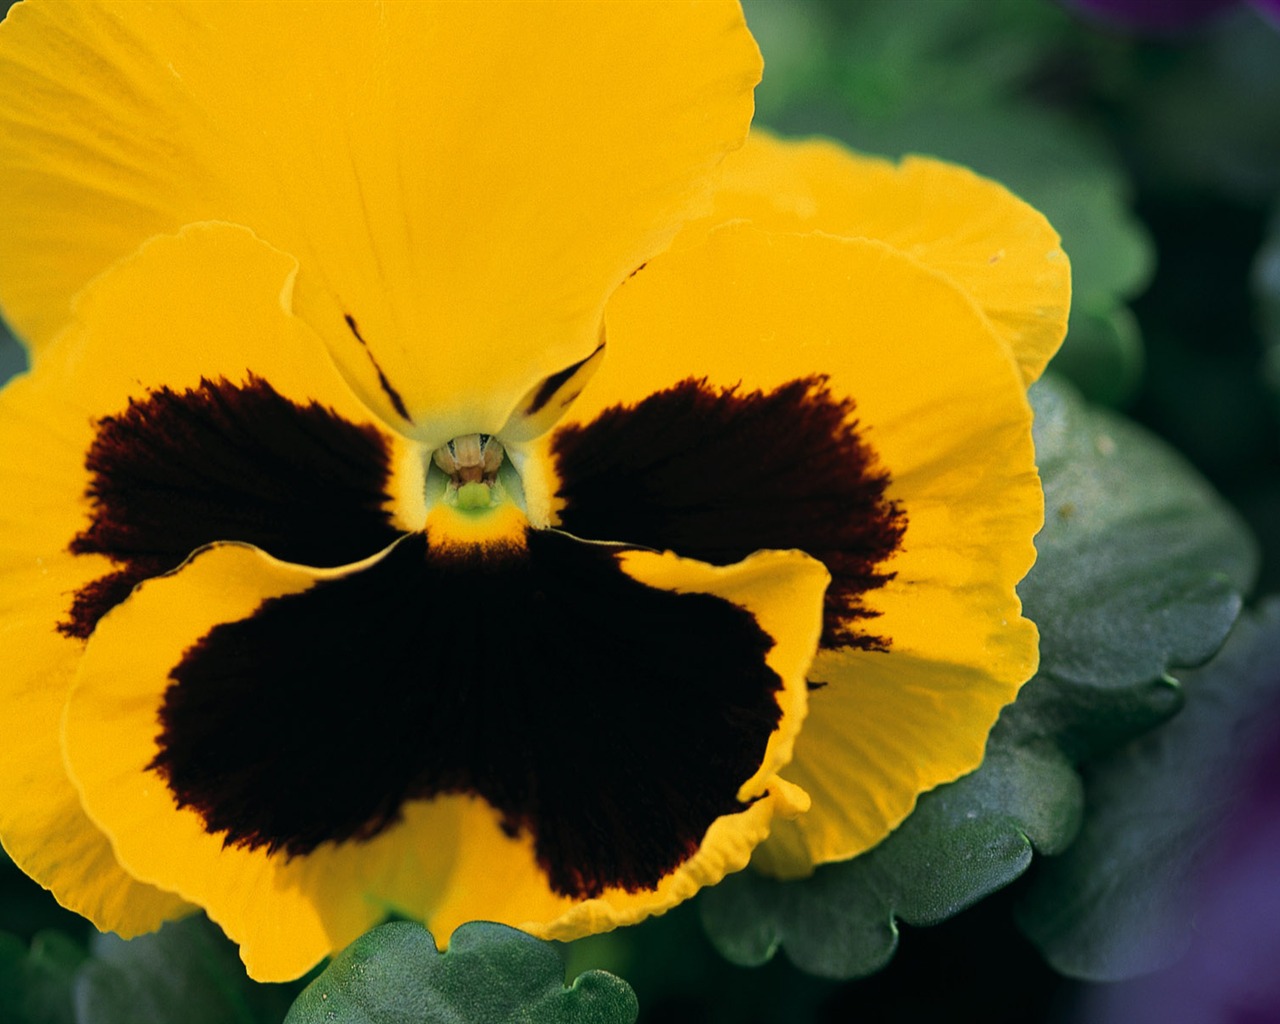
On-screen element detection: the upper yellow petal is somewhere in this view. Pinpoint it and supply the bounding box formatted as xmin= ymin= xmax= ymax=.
xmin=0 ymin=0 xmax=761 ymax=439
xmin=678 ymin=131 xmax=1070 ymax=386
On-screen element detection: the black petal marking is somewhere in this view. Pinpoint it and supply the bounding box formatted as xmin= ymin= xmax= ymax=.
xmin=552 ymin=377 xmax=906 ymax=650
xmin=524 ymin=343 xmax=606 ymax=417
xmin=151 ymin=530 xmax=783 ymax=899
xmin=62 ymin=376 xmax=402 ymax=638
xmin=343 ymin=313 xmax=413 ymax=424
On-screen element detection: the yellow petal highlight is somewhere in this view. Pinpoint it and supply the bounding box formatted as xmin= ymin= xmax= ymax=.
xmin=565 ymin=224 xmax=1043 ymax=872
xmin=63 ymin=540 xmax=827 ymax=980
xmin=0 ymin=0 xmax=761 ymax=439
xmin=0 ymin=223 xmax=419 ymax=931
xmin=679 ymin=132 xmax=1070 ymax=385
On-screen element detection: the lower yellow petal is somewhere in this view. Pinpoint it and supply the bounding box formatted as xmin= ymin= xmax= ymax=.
xmin=63 ymin=536 xmax=827 ymax=980
xmin=753 ymin=643 xmax=1036 ymax=877
xmin=424 ymin=545 xmax=827 ymax=944
xmin=62 ymin=542 xmax=451 ymax=982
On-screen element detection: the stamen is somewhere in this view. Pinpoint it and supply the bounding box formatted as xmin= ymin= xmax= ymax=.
xmin=433 ymin=433 xmax=503 ymax=483
xmin=430 ymin=434 xmax=516 ymax=512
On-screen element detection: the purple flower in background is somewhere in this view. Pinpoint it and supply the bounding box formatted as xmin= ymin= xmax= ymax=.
xmin=1084 ymin=695 xmax=1280 ymax=1024
xmin=1068 ymin=0 xmax=1280 ymax=31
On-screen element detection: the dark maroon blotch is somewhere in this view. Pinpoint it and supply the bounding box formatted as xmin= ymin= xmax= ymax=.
xmin=150 ymin=529 xmax=783 ymax=899
xmin=552 ymin=376 xmax=907 ymax=649
xmin=62 ymin=375 xmax=402 ymax=638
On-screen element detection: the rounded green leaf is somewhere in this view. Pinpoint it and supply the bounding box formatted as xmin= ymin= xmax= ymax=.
xmin=1024 ymin=375 xmax=1257 ymax=688
xmin=699 ymin=738 xmax=1081 ymax=979
xmin=285 ymin=922 xmax=638 ymax=1024
xmin=1048 ymin=306 xmax=1144 ymax=410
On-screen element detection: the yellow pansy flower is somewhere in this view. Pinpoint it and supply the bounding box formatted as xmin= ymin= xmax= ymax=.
xmin=0 ymin=0 xmax=1068 ymax=982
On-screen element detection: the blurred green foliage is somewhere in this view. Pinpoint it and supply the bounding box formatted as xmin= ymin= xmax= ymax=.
xmin=1017 ymin=599 xmax=1280 ymax=981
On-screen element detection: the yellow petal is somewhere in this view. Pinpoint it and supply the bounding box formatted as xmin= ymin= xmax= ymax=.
xmin=679 ymin=131 xmax=1070 ymax=386
xmin=0 ymin=0 xmax=761 ymax=439
xmin=63 ymin=537 xmax=827 ymax=981
xmin=0 ymin=562 xmax=188 ymax=934
xmin=554 ymin=224 xmax=1042 ymax=872
xmin=0 ymin=223 xmax=419 ymax=930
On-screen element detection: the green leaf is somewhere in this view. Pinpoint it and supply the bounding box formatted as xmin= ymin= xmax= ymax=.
xmin=561 ymin=904 xmax=838 ymax=1024
xmin=1047 ymin=306 xmax=1143 ymax=411
xmin=699 ymin=733 xmax=1083 ymax=979
xmin=700 ymin=376 xmax=1258 ymax=978
xmin=0 ymin=930 xmax=85 ymax=1024
xmin=749 ymin=0 xmax=1074 ymax=126
xmin=74 ymin=916 xmax=294 ymax=1024
xmin=285 ymin=922 xmax=638 ymax=1024
xmin=1017 ymin=601 xmax=1280 ymax=980
xmin=1024 ymin=375 xmax=1256 ymax=689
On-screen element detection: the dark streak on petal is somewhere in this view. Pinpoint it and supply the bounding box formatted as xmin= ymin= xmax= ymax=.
xmin=524 ymin=343 xmax=606 ymax=417
xmin=151 ymin=529 xmax=783 ymax=899
xmin=62 ymin=376 xmax=402 ymax=638
xmin=343 ymin=313 xmax=413 ymax=424
xmin=552 ymin=377 xmax=906 ymax=650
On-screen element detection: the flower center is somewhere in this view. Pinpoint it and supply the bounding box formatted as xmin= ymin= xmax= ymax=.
xmin=427 ymin=433 xmax=526 ymax=515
